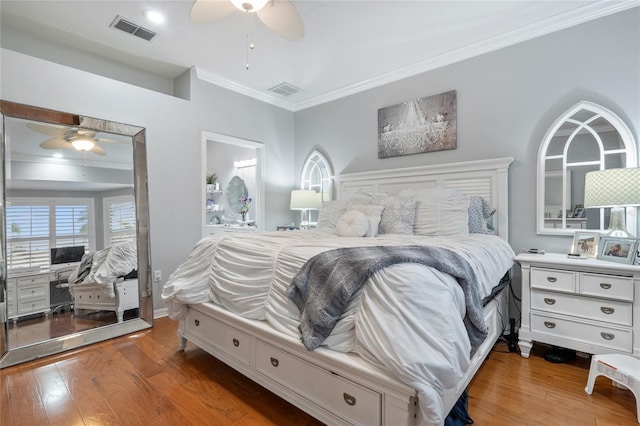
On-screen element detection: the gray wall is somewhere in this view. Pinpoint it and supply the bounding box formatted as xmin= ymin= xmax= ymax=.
xmin=294 ymin=8 xmax=639 ymax=257
xmin=1 ymin=51 xmax=296 ymax=311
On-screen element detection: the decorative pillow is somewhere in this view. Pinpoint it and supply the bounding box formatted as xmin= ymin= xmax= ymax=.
xmin=468 ymin=195 xmax=496 ymax=234
xmin=407 ymin=188 xmax=469 ymax=236
xmin=350 ymin=193 xmax=417 ymax=235
xmin=335 ymin=210 xmax=370 ymax=237
xmin=346 ymin=203 xmax=384 ymax=237
xmin=316 ymin=200 xmax=349 ymax=234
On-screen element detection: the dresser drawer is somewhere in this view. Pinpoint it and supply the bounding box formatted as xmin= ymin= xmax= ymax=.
xmin=17 ymin=274 xmax=48 ymax=286
xmin=18 ymin=297 xmax=48 ymax=315
xmin=17 ymin=283 xmax=48 ymax=300
xmin=530 ymin=268 xmax=576 ymax=293
xmin=185 ymin=309 xmax=252 ymax=366
xmin=579 ymin=273 xmax=633 ymax=301
xmin=256 ymin=340 xmax=381 ymax=426
xmin=531 ymin=290 xmax=632 ymax=326
xmin=531 ymin=313 xmax=632 ymax=353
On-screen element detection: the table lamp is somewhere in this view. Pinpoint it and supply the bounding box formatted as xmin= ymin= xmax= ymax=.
xmin=290 ymin=189 xmax=322 ymax=229
xmin=583 ymin=168 xmax=640 ymax=237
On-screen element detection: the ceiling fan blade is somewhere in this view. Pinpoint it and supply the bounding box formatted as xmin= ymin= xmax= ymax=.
xmin=257 ymin=0 xmax=304 ymax=41
xmin=90 ymin=144 xmax=106 ymax=156
xmin=27 ymin=122 xmax=68 ymax=138
xmin=190 ymin=0 xmax=235 ymax=24
xmin=96 ymin=137 xmax=128 ymax=144
xmin=40 ymin=138 xmax=71 ymax=150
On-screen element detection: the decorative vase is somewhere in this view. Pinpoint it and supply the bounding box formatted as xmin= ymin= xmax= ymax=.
xmin=241 ymin=212 xmax=247 ymax=222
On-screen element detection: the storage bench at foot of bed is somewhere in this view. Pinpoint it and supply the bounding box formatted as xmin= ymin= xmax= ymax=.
xmin=179 ymin=303 xmax=418 ymax=426
xmin=71 ymin=278 xmax=139 ymax=322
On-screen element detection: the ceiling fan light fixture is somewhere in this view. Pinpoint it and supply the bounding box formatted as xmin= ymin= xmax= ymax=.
xmin=230 ymin=0 xmax=269 ymax=13
xmin=71 ymin=138 xmax=96 ymax=152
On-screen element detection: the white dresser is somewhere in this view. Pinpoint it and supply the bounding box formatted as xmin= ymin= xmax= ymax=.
xmin=6 ymin=270 xmax=52 ymax=321
xmin=516 ymin=253 xmax=640 ymax=358
xmin=206 ymin=224 xmax=257 ymax=236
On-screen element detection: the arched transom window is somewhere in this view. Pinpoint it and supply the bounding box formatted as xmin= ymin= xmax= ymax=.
xmin=300 ymin=150 xmax=333 ymax=225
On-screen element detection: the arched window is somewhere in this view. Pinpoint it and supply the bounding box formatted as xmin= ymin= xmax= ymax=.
xmin=537 ymin=101 xmax=637 ymax=235
xmin=300 ymin=150 xmax=333 ymax=225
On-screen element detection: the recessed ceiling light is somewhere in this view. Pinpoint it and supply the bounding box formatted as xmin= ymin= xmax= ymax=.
xmin=53 ymin=153 xmax=63 ymax=158
xmin=143 ymin=9 xmax=165 ymax=24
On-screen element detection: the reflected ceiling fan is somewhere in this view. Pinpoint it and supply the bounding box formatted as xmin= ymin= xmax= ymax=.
xmin=27 ymin=122 xmax=123 ymax=156
xmin=190 ymin=0 xmax=305 ymax=41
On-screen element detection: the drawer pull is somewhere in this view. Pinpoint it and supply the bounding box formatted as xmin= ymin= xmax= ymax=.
xmin=194 ymin=319 xmax=200 ymax=326
xmin=601 ymin=332 xmax=615 ymax=341
xmin=343 ymin=393 xmax=356 ymax=406
xmin=544 ymin=321 xmax=556 ymax=329
xmin=270 ymin=357 xmax=279 ymax=367
xmin=544 ymin=298 xmax=556 ymax=305
xmin=600 ymin=307 xmax=615 ymax=315
xmin=600 ymin=283 xmax=612 ymax=290
xmin=546 ymin=277 xmax=557 ymax=283
xmin=232 ymin=338 xmax=239 ymax=347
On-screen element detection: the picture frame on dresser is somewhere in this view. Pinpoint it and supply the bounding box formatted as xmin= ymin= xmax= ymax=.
xmin=597 ymin=237 xmax=638 ymax=264
xmin=570 ymin=231 xmax=600 ymax=258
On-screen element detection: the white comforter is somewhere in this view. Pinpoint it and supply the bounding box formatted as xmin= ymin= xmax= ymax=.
xmin=162 ymin=231 xmax=514 ymax=425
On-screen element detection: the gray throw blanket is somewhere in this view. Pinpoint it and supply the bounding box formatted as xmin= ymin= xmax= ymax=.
xmin=287 ymin=245 xmax=488 ymax=356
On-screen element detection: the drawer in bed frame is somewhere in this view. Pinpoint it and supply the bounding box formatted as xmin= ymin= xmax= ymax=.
xmin=177 ymin=287 xmax=508 ymax=426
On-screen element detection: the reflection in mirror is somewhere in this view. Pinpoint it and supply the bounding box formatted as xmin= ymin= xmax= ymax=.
xmin=226 ymin=176 xmax=249 ymax=217
xmin=537 ymin=101 xmax=637 ymax=235
xmin=0 ymin=101 xmax=152 ymax=368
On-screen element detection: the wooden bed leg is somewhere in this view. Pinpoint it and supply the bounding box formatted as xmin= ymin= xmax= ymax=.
xmin=178 ymin=333 xmax=187 ymax=350
xmin=116 ymin=309 xmax=124 ymax=323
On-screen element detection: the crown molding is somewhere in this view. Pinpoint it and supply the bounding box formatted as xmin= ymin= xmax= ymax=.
xmin=197 ymin=1 xmax=639 ymax=112
xmin=194 ymin=67 xmax=296 ymax=111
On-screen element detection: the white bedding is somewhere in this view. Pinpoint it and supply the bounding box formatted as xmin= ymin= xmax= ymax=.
xmin=162 ymin=231 xmax=514 ymax=425
xmin=68 ymin=240 xmax=138 ymax=298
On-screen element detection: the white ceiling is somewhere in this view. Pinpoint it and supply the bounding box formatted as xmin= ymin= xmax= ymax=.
xmin=1 ymin=1 xmax=637 ymax=111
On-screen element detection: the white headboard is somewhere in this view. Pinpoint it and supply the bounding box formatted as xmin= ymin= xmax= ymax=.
xmin=333 ymin=157 xmax=514 ymax=240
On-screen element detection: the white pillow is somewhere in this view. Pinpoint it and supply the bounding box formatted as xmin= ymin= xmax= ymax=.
xmin=335 ymin=210 xmax=370 ymax=237
xmin=347 ymin=204 xmax=384 ymax=237
xmin=409 ymin=188 xmax=469 ymax=236
xmin=316 ymin=200 xmax=349 ymax=233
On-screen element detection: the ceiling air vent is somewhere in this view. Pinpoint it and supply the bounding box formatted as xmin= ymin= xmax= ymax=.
xmin=110 ymin=15 xmax=157 ymax=41
xmin=268 ymin=82 xmax=303 ymax=97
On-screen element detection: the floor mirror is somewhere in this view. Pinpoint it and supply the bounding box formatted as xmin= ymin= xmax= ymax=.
xmin=0 ymin=101 xmax=152 ymax=368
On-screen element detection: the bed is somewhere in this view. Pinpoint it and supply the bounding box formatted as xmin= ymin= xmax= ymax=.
xmin=67 ymin=240 xmax=139 ymax=323
xmin=162 ymin=157 xmax=515 ymax=426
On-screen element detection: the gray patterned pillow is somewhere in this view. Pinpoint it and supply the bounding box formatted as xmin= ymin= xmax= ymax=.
xmin=468 ymin=195 xmax=496 ymax=234
xmin=375 ymin=195 xmax=417 ymax=235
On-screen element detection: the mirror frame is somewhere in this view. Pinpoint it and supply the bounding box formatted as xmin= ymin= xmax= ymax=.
xmin=0 ymin=100 xmax=153 ymax=368
xmin=536 ymin=101 xmax=638 ymax=235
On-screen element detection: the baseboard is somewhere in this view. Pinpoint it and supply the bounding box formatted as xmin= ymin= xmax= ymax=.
xmin=154 ymin=307 xmax=168 ymax=319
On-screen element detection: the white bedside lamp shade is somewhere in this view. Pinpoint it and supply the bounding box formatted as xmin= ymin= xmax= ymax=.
xmin=290 ymin=190 xmax=322 ymax=210
xmin=290 ymin=190 xmax=322 ymax=228
xmin=584 ymin=168 xmax=640 ymax=237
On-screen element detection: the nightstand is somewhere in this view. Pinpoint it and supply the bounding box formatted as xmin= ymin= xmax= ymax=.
xmin=516 ymin=253 xmax=640 ymax=359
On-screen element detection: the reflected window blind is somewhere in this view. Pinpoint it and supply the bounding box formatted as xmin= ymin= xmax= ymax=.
xmin=106 ymin=198 xmax=135 ymax=244
xmin=55 ymin=205 xmax=89 ymax=250
xmin=6 ymin=205 xmax=50 ymax=269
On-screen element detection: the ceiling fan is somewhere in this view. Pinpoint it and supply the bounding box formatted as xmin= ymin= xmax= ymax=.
xmin=190 ymin=0 xmax=305 ymax=41
xmin=27 ymin=122 xmax=124 ymax=156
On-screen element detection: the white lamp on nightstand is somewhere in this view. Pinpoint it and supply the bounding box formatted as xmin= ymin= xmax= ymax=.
xmin=584 ymin=168 xmax=640 ymax=237
xmin=290 ymin=189 xmax=322 ymax=229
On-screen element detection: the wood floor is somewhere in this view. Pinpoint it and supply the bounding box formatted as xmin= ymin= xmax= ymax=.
xmin=1 ymin=317 xmax=637 ymax=425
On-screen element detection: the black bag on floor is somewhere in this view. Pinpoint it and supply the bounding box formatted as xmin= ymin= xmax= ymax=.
xmin=444 ymin=389 xmax=473 ymax=426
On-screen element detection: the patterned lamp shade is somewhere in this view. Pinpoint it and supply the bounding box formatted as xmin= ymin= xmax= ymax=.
xmin=584 ymin=168 xmax=640 ymax=208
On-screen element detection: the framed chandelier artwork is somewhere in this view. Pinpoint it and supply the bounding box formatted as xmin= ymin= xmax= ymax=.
xmin=377 ymin=90 xmax=457 ymax=159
